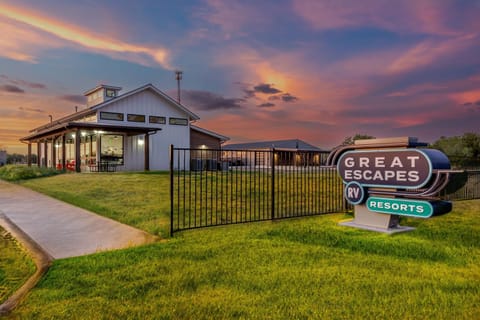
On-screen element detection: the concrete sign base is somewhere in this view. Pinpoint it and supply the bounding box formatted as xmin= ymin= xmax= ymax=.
xmin=339 ymin=220 xmax=416 ymax=234
xmin=339 ymin=204 xmax=416 ymax=234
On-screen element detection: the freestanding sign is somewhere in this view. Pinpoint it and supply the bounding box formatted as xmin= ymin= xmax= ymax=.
xmin=329 ymin=137 xmax=454 ymax=233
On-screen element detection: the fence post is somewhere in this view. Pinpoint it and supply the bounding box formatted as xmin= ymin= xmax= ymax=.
xmin=271 ymin=148 xmax=275 ymax=220
xmin=169 ymin=144 xmax=174 ymax=236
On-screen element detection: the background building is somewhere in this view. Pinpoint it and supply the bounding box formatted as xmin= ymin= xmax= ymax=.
xmin=0 ymin=150 xmax=6 ymax=166
xmin=223 ymin=139 xmax=327 ymax=167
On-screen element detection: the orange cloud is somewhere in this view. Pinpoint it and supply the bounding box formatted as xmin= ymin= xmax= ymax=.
xmin=449 ymin=89 xmax=480 ymax=105
xmin=213 ymin=43 xmax=372 ymax=108
xmin=0 ymin=89 xmax=77 ymax=153
xmin=0 ymin=18 xmax=63 ymax=63
xmin=0 ymin=3 xmax=171 ymax=68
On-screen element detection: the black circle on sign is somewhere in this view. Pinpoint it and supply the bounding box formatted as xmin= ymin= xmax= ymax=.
xmin=344 ymin=181 xmax=366 ymax=205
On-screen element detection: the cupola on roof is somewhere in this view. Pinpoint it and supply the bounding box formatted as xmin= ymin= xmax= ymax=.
xmin=84 ymin=84 xmax=122 ymax=107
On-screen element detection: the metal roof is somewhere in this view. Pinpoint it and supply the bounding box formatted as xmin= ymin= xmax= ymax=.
xmin=88 ymin=83 xmax=200 ymax=121
xmin=23 ymin=83 xmax=199 ymax=141
xmin=191 ymin=125 xmax=230 ymax=143
xmin=21 ymin=122 xmax=161 ymax=141
xmin=223 ymin=139 xmax=323 ymax=151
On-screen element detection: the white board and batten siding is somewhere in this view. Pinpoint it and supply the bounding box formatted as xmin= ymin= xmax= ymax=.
xmin=97 ymin=89 xmax=191 ymax=171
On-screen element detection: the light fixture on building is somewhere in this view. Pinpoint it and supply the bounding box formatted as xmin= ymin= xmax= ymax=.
xmin=138 ymin=138 xmax=144 ymax=146
xmin=200 ymin=144 xmax=207 ymax=149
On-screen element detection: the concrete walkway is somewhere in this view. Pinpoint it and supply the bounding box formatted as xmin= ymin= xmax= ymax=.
xmin=0 ymin=180 xmax=157 ymax=259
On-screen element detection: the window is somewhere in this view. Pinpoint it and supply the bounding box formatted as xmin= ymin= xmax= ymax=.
xmin=169 ymin=117 xmax=188 ymax=126
xmin=100 ymin=111 xmax=124 ymax=121
xmin=105 ymin=89 xmax=116 ymax=97
xmin=100 ymin=134 xmax=124 ymax=165
xmin=149 ymin=116 xmax=166 ymax=124
xmin=127 ymin=114 xmax=146 ymax=122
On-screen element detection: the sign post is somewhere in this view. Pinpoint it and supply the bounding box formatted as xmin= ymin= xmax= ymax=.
xmin=330 ymin=137 xmax=454 ymax=233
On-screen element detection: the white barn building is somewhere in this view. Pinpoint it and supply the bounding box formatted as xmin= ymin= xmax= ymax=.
xmin=21 ymin=84 xmax=228 ymax=172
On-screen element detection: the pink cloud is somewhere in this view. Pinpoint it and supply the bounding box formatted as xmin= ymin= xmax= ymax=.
xmin=195 ymin=0 xmax=264 ymax=39
xmin=385 ymin=83 xmax=449 ymax=97
xmin=387 ymin=34 xmax=478 ymax=74
xmin=449 ymin=89 xmax=480 ymax=105
xmin=292 ymin=0 xmax=466 ymax=36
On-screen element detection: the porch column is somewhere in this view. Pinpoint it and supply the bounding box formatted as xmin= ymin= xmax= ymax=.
xmin=37 ymin=142 xmax=41 ymax=166
xmin=27 ymin=143 xmax=32 ymax=167
xmin=75 ymin=130 xmax=81 ymax=172
xmin=97 ymin=133 xmax=101 ymax=165
xmin=43 ymin=141 xmax=48 ymax=167
xmin=144 ymin=134 xmax=150 ymax=171
xmin=61 ymin=134 xmax=66 ymax=170
xmin=62 ymin=133 xmax=67 ymax=170
xmin=51 ymin=137 xmax=56 ymax=169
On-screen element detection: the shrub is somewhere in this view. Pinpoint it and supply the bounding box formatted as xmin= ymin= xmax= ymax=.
xmin=0 ymin=165 xmax=63 ymax=181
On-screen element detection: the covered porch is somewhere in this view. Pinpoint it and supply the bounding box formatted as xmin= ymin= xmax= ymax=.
xmin=21 ymin=122 xmax=160 ymax=172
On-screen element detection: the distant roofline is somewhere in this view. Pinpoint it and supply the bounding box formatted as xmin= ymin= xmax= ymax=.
xmin=223 ymin=138 xmax=323 ymax=151
xmin=191 ymin=125 xmax=230 ymax=142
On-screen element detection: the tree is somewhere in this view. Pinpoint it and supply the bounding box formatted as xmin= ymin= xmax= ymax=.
xmin=431 ymin=136 xmax=464 ymax=156
xmin=462 ymin=132 xmax=480 ymax=158
xmin=431 ymin=133 xmax=480 ymax=168
xmin=7 ymin=153 xmax=26 ymax=164
xmin=340 ymin=134 xmax=376 ymax=146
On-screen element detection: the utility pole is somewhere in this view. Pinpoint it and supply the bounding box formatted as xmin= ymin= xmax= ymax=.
xmin=175 ymin=70 xmax=183 ymax=103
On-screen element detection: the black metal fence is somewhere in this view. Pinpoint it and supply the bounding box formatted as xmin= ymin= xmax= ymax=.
xmin=441 ymin=170 xmax=480 ymax=201
xmin=170 ymin=147 xmax=344 ymax=234
xmin=170 ymin=147 xmax=480 ymax=234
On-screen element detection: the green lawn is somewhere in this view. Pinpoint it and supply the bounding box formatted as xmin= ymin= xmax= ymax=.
xmin=9 ymin=173 xmax=480 ymax=319
xmin=0 ymin=226 xmax=36 ymax=305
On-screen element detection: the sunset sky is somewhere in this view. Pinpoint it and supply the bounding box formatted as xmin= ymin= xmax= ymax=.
xmin=1 ymin=0 xmax=480 ymax=154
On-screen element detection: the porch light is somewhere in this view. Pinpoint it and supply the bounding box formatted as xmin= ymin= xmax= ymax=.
xmin=81 ymin=131 xmax=87 ymax=137
xmin=138 ymin=138 xmax=144 ymax=146
xmin=200 ymin=144 xmax=207 ymax=149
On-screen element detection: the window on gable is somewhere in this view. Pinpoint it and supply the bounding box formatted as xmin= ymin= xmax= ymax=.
xmin=100 ymin=111 xmax=124 ymax=121
xmin=169 ymin=117 xmax=188 ymax=126
xmin=127 ymin=114 xmax=146 ymax=122
xmin=149 ymin=116 xmax=166 ymax=124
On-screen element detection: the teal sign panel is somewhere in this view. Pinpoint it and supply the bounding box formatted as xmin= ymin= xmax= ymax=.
xmin=366 ymin=197 xmax=434 ymax=218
